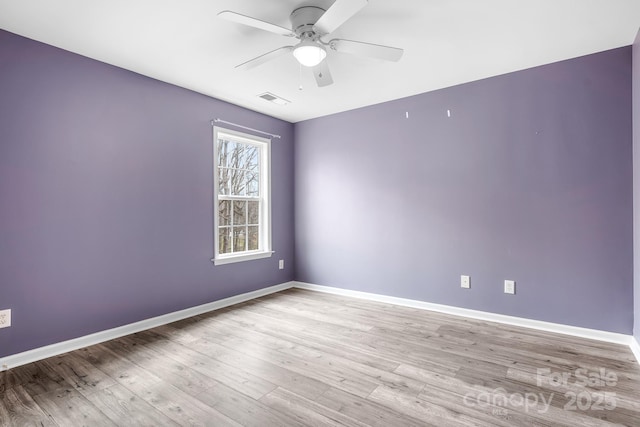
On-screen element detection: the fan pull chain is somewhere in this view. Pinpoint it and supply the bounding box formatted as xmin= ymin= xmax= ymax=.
xmin=298 ymin=63 xmax=303 ymax=91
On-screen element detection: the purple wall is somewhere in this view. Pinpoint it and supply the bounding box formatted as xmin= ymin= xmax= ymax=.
xmin=0 ymin=28 xmax=635 ymax=360
xmin=634 ymin=29 xmax=640 ymax=343
xmin=0 ymin=30 xmax=295 ymax=358
xmin=294 ymin=47 xmax=633 ymax=334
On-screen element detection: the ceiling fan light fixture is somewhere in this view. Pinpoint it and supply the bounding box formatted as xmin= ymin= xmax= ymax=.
xmin=293 ymin=40 xmax=326 ymax=67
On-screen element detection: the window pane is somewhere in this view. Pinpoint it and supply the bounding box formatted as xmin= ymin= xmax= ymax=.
xmin=247 ymin=172 xmax=259 ymax=196
xmin=219 ymin=227 xmax=231 ymax=254
xmin=218 ymin=200 xmax=231 ymax=226
xmin=230 ymin=141 xmax=245 ymax=169
xmin=217 ymin=140 xmax=236 ymax=169
xmin=247 ymin=201 xmax=259 ymax=225
xmin=217 ymin=140 xmax=226 ymax=167
xmin=230 ymin=169 xmax=246 ymax=196
xmin=247 ymin=146 xmax=259 ymax=171
xmin=233 ymin=201 xmax=246 ymax=225
xmin=248 ymin=226 xmax=259 ymax=251
xmin=232 ymin=227 xmax=246 ymax=252
xmin=218 ymin=168 xmax=230 ymax=195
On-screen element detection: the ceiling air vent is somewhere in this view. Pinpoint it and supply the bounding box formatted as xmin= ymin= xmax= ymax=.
xmin=258 ymin=92 xmax=290 ymax=106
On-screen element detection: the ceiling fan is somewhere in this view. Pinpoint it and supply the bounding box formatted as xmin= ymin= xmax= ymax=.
xmin=218 ymin=0 xmax=404 ymax=87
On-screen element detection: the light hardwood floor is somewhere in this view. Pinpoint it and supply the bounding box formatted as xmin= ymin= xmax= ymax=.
xmin=1 ymin=288 xmax=640 ymax=426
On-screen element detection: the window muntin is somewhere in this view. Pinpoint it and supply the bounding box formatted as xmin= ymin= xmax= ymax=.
xmin=213 ymin=127 xmax=271 ymax=265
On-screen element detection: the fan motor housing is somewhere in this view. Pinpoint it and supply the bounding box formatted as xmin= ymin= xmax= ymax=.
xmin=290 ymin=6 xmax=325 ymax=38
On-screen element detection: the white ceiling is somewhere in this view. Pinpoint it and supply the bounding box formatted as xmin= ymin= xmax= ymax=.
xmin=1 ymin=0 xmax=639 ymax=123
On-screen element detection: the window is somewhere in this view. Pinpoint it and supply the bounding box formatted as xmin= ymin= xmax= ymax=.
xmin=212 ymin=127 xmax=272 ymax=265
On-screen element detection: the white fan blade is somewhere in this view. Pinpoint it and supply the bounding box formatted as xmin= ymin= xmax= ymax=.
xmin=312 ymin=60 xmax=333 ymax=87
xmin=218 ymin=11 xmax=294 ymax=37
xmin=236 ymin=46 xmax=294 ymax=70
xmin=330 ymin=39 xmax=403 ymax=62
xmin=313 ymin=0 xmax=368 ymax=35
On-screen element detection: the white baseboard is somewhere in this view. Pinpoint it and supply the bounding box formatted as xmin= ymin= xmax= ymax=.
xmin=631 ymin=337 xmax=640 ymax=365
xmin=0 ymin=281 xmax=295 ymax=372
xmin=293 ymin=281 xmax=633 ymax=346
xmin=3 ymin=280 xmax=638 ymax=372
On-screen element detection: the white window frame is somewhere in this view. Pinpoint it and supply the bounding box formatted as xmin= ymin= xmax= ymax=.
xmin=212 ymin=127 xmax=272 ymax=265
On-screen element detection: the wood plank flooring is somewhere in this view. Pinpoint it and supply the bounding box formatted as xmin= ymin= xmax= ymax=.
xmin=2 ymin=288 xmax=640 ymax=426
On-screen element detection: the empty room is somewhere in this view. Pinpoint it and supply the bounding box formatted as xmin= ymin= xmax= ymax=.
xmin=2 ymin=0 xmax=640 ymax=426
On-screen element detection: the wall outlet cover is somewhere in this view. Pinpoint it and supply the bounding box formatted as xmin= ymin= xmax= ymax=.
xmin=461 ymin=275 xmax=470 ymax=289
xmin=0 ymin=309 xmax=11 ymax=328
xmin=504 ymin=280 xmax=516 ymax=295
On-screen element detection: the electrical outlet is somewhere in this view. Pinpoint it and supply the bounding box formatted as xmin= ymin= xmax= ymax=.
xmin=504 ymin=280 xmax=516 ymax=295
xmin=0 ymin=309 xmax=11 ymax=328
xmin=279 ymin=259 xmax=284 ymax=270
xmin=461 ymin=275 xmax=470 ymax=289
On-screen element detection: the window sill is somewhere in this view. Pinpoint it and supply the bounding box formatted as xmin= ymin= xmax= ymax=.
xmin=211 ymin=251 xmax=274 ymax=266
